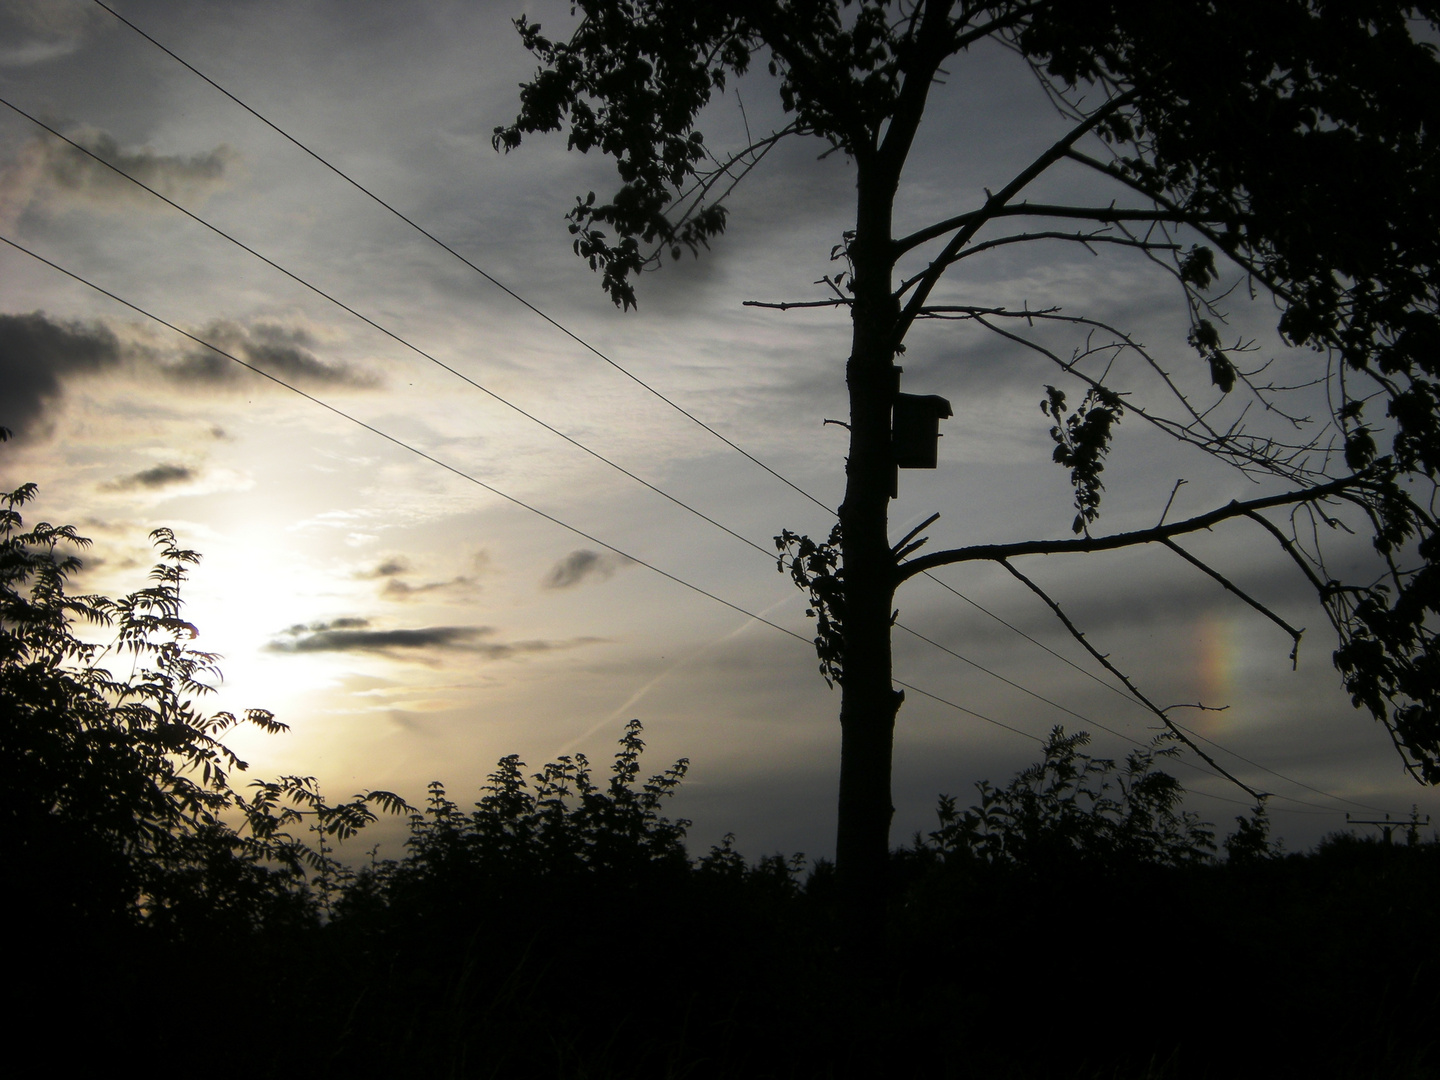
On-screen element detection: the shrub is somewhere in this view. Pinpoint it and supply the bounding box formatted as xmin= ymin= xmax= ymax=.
xmin=0 ymin=483 xmax=403 ymax=937
xmin=921 ymin=726 xmax=1217 ymax=873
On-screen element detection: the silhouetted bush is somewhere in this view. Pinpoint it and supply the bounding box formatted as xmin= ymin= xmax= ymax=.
xmin=318 ymin=722 xmax=837 ymax=1077
xmin=8 ymin=479 xmax=1436 ymax=1078
xmin=920 ymin=725 xmax=1218 ymax=872
xmin=1 ymin=484 xmax=405 ymax=944
xmin=871 ymin=733 xmax=1440 ymax=1080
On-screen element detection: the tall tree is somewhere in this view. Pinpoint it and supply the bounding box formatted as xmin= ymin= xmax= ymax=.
xmin=494 ymin=0 xmax=1440 ymax=947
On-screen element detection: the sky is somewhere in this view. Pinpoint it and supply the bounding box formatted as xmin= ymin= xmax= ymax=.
xmin=2 ymin=0 xmax=1436 ymax=862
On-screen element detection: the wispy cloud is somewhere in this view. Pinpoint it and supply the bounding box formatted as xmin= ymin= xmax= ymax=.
xmin=275 ymin=622 xmax=490 ymax=653
xmin=103 ymin=462 xmax=194 ymax=491
xmin=0 ymin=126 xmax=236 ymax=226
xmin=358 ymin=557 xmax=410 ymax=579
xmin=0 ymin=2 xmax=109 ymax=68
xmin=164 ymin=320 xmax=377 ymax=390
xmin=356 ymin=555 xmax=479 ymax=600
xmin=542 ymin=549 xmax=627 ymax=589
xmin=267 ymin=617 xmax=602 ymax=662
xmin=381 ymin=576 xmax=477 ymax=600
xmin=46 ymin=128 xmax=235 ymax=201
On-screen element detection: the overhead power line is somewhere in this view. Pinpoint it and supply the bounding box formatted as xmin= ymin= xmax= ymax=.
xmin=0 ymin=232 xmax=808 ymax=645
xmin=0 ymin=95 xmax=775 ymax=564
xmin=91 ymin=0 xmax=833 ymax=517
xmin=899 ymin=622 xmax=1136 ymax=742
xmin=895 ymin=679 xmax=1043 ymax=745
xmin=895 ymin=678 xmax=1323 ymax=815
xmin=913 ymin=571 xmax=1393 ymax=817
xmin=74 ymin=1 xmax=1394 ymax=820
xmin=1 ymin=232 xmax=1073 ymax=758
xmin=923 ymin=567 xmax=1145 ymax=706
xmin=86 ymin=0 xmax=1197 ymax=752
xmin=1169 ymin=718 xmax=1389 ymax=815
xmin=5 ymin=230 xmax=1376 ymax=818
xmin=1 ymin=93 xmax=1176 ymax=775
xmin=897 ymin=622 xmax=1382 ymax=816
xmin=1185 ymin=786 xmax=1329 ymax=815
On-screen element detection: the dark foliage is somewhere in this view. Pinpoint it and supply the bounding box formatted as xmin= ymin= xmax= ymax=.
xmin=353 ymin=718 xmax=693 ymax=923
xmin=305 ymin=728 xmax=1437 ymax=1079
xmin=777 ymin=523 xmax=846 ymax=685
xmin=1 ymin=484 xmax=409 ymax=1073
xmin=1041 ymin=387 xmax=1126 ymax=536
xmin=1 ymin=483 xmax=293 ymax=934
xmin=920 ymin=725 xmax=1217 ymax=871
xmin=315 ymin=722 xmax=834 ymax=1079
xmin=12 ymin=490 xmax=1436 ymax=1077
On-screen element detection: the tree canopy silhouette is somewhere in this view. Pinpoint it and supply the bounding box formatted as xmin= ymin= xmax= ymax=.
xmin=495 ymin=0 xmax=1440 ymax=948
xmin=0 ymin=482 xmax=406 ymax=937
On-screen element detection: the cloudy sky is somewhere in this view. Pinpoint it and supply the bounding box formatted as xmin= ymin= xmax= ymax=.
xmin=3 ymin=0 xmax=1434 ymax=860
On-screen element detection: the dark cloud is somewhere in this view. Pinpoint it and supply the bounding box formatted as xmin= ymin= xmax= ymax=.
xmin=357 ymin=557 xmax=410 ymax=579
xmin=103 ymin=463 xmax=194 ymax=491
xmin=357 ymin=556 xmax=478 ymax=600
xmin=28 ymin=128 xmax=236 ymax=207
xmin=543 ymin=549 xmax=625 ymax=589
xmin=281 ymin=617 xmax=372 ymax=636
xmin=0 ymin=312 xmax=374 ymax=438
xmin=267 ymin=618 xmax=601 ymax=662
xmin=381 ymin=576 xmax=476 ymax=600
xmin=273 ymin=624 xmax=491 ymax=654
xmin=0 ymin=311 xmax=123 ymax=437
xmin=164 ymin=320 xmax=377 ymax=390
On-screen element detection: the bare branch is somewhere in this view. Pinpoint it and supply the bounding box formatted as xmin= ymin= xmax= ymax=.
xmin=893 ymin=200 xmax=1200 ymax=258
xmin=743 ymin=297 xmax=851 ymax=311
xmin=905 ymin=303 xmax=1062 ymax=319
xmin=891 ymin=512 xmax=941 ymax=561
xmin=964 ymin=312 xmax=1334 ymax=483
xmin=997 ymin=558 xmax=1264 ymax=799
xmin=1158 ymin=478 xmax=1187 ymax=525
xmin=988 ymin=308 xmax=1226 ymax=445
xmin=1158 ymin=538 xmax=1304 ymax=666
xmin=646 ymin=122 xmax=800 ymax=268
xmin=948 ymin=2 xmax=1049 ymax=54
xmin=959 ymin=313 xmax=1230 ymax=459
xmin=895 ymin=473 xmax=1370 ymax=581
xmin=894 ymin=89 xmax=1141 ymax=341
xmin=894 ymin=229 xmax=1181 ymax=295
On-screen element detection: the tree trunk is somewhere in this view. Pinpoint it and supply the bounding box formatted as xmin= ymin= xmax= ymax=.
xmin=835 ymin=160 xmax=902 ymax=957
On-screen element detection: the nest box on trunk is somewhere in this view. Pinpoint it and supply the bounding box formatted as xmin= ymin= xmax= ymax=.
xmin=893 ymin=392 xmax=953 ymax=469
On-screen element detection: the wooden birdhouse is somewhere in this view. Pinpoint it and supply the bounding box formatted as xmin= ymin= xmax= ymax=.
xmin=893 ymin=392 xmax=953 ymax=469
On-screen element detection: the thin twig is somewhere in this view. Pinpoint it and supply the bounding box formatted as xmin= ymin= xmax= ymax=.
xmin=1158 ymin=538 xmax=1304 ymax=666
xmin=998 ymin=558 xmax=1263 ymax=800
xmin=1158 ymin=479 xmax=1187 ymax=525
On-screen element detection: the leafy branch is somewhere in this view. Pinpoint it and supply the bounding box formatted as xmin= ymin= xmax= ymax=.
xmin=1040 ymin=383 xmax=1124 ymax=535
xmin=776 ymin=524 xmax=845 ymax=687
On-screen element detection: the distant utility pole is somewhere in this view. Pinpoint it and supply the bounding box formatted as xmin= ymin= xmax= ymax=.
xmin=1346 ymin=811 xmax=1432 ymax=846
